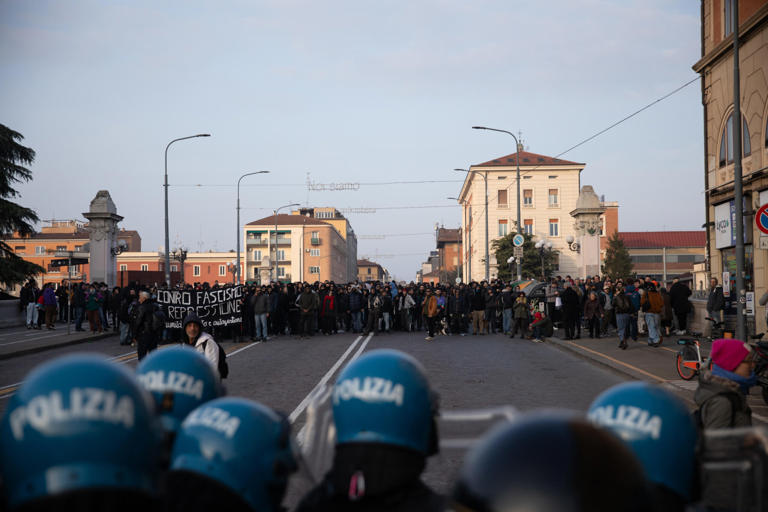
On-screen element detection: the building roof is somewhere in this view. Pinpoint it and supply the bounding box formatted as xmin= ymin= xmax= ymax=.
xmin=474 ymin=150 xmax=582 ymax=167
xmin=246 ymin=214 xmax=330 ymax=227
xmin=437 ymin=228 xmax=461 ymax=243
xmin=618 ymin=231 xmax=706 ymax=249
xmin=6 ymin=229 xmax=140 ymax=241
xmin=357 ymin=259 xmax=382 ymax=268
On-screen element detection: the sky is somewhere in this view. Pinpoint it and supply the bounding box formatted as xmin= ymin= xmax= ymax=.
xmin=0 ymin=0 xmax=704 ymax=281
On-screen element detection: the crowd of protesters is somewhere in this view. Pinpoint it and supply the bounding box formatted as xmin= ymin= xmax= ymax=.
xmin=17 ymin=273 xmax=704 ymax=349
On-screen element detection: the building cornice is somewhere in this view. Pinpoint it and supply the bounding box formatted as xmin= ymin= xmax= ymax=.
xmin=692 ymin=4 xmax=768 ymax=73
xmin=458 ymin=165 xmax=584 ymax=202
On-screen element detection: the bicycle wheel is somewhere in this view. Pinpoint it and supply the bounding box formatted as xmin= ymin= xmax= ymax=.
xmin=676 ymin=347 xmax=698 ymax=381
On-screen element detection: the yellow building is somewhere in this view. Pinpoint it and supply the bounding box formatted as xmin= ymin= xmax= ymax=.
xmin=457 ymin=150 xmax=586 ymax=280
xmin=243 ymin=208 xmax=357 ymax=284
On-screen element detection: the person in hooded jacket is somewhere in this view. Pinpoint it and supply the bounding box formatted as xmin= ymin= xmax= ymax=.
xmin=560 ymin=283 xmax=580 ymax=340
xmin=510 ymin=293 xmax=529 ymax=339
xmin=668 ymin=278 xmax=691 ymax=334
xmin=321 ymin=288 xmax=338 ymax=335
xmin=348 ymin=286 xmax=364 ymax=333
xmin=182 ymin=313 xmax=220 ymax=378
xmin=694 ymin=338 xmax=755 ymax=429
xmin=583 ymin=291 xmax=604 ymax=339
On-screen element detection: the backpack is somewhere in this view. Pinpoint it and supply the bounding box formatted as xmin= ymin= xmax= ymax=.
xmin=692 ymin=392 xmax=740 ymax=429
xmin=151 ymin=306 xmax=167 ymax=332
xmin=203 ymin=339 xmax=229 ymax=379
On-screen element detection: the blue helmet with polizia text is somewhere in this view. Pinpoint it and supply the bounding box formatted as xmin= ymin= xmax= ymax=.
xmin=332 ymin=349 xmax=438 ymax=455
xmin=136 ymin=345 xmax=223 ymax=435
xmin=588 ymin=381 xmax=698 ymax=501
xmin=451 ymin=410 xmax=651 ymax=512
xmin=0 ymin=354 xmax=162 ymax=510
xmin=168 ymin=397 xmax=297 ymax=512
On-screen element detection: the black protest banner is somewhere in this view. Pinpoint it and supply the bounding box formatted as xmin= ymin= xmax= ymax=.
xmin=156 ymin=285 xmax=244 ymax=329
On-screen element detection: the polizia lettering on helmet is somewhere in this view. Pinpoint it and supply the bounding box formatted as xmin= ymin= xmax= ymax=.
xmin=183 ymin=406 xmax=241 ymax=439
xmin=587 ymin=405 xmax=662 ymax=441
xmin=138 ymin=371 xmax=205 ymax=400
xmin=333 ymin=377 xmax=405 ymax=407
xmin=9 ymin=388 xmax=135 ymax=441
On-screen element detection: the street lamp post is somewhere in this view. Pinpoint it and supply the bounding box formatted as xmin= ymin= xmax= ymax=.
xmin=237 ymin=171 xmax=270 ymax=285
xmin=273 ymin=203 xmax=300 ymax=283
xmin=535 ymin=238 xmax=553 ymax=281
xmin=170 ymin=248 xmax=188 ymax=284
xmin=454 ymin=169 xmax=489 ymax=282
xmin=164 ymin=133 xmax=210 ymax=287
xmin=227 ymin=260 xmax=238 ymax=285
xmin=472 ymin=126 xmax=522 ymax=282
xmin=447 ymin=196 xmax=465 ymax=282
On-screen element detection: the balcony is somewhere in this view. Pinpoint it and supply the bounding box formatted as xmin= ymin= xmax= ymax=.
xmin=246 ymin=237 xmax=291 ymax=246
xmin=311 ymin=237 xmax=321 ymax=245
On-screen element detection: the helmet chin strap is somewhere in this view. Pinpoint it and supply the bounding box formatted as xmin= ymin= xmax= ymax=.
xmin=348 ymin=470 xmax=366 ymax=501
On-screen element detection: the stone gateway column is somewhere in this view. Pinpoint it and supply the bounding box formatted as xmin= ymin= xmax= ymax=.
xmin=83 ymin=191 xmax=123 ymax=287
xmin=569 ymin=186 xmax=605 ymax=279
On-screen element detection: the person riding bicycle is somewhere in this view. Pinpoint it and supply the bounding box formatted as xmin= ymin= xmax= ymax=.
xmin=694 ymin=338 xmax=756 ymax=428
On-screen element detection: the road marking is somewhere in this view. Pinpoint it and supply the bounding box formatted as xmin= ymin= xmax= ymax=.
xmin=0 ymin=329 xmax=36 ymax=338
xmin=289 ymin=334 xmax=367 ymax=423
xmin=567 ymin=341 xmax=667 ymax=383
xmin=295 ymin=333 xmax=373 ymax=443
xmin=226 ymin=341 xmax=262 ymax=357
xmin=350 ymin=332 xmax=372 ymax=361
xmin=0 ymin=333 xmax=64 ymax=346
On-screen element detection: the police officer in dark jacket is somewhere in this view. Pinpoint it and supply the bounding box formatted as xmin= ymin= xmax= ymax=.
xmin=296 ymin=350 xmax=444 ymax=512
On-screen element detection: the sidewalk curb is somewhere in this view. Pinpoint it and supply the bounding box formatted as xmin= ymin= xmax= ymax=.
xmin=545 ymin=336 xmax=704 ymax=407
xmin=546 ymin=336 xmax=653 ymax=383
xmin=0 ymin=331 xmax=118 ymax=361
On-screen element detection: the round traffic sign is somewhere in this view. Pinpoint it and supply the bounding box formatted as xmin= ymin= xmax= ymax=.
xmin=513 ymin=234 xmax=525 ymax=247
xmin=756 ymin=204 xmax=768 ymax=235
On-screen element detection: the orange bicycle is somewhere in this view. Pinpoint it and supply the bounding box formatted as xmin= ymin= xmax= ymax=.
xmin=676 ymin=334 xmax=712 ymax=381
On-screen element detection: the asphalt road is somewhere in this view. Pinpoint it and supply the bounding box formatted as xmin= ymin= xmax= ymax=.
xmin=0 ymin=329 xmax=627 ymax=506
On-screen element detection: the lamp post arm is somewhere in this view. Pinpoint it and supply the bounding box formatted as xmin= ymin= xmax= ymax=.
xmin=164 ymin=133 xmax=210 ymax=287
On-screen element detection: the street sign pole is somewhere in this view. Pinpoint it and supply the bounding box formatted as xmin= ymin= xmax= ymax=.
xmin=731 ymin=0 xmax=746 ymax=341
xmin=67 ymin=253 xmax=71 ymax=336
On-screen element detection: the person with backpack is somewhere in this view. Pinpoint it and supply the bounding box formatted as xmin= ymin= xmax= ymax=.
xmin=132 ymin=290 xmax=157 ymax=360
xmin=182 ymin=312 xmax=228 ymax=380
xmin=694 ymin=338 xmax=755 ymax=429
xmin=118 ymin=288 xmax=137 ymax=346
xmin=84 ymin=283 xmax=104 ymax=334
xmin=612 ymin=284 xmax=634 ymax=350
xmin=510 ymin=292 xmax=530 ymax=339
xmin=640 ymin=283 xmax=664 ymax=347
xmin=583 ymin=291 xmax=604 ymax=339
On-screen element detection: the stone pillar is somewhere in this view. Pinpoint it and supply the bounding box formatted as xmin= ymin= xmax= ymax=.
xmin=569 ymin=186 xmax=605 ymax=279
xmin=83 ymin=191 xmax=123 ymax=287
